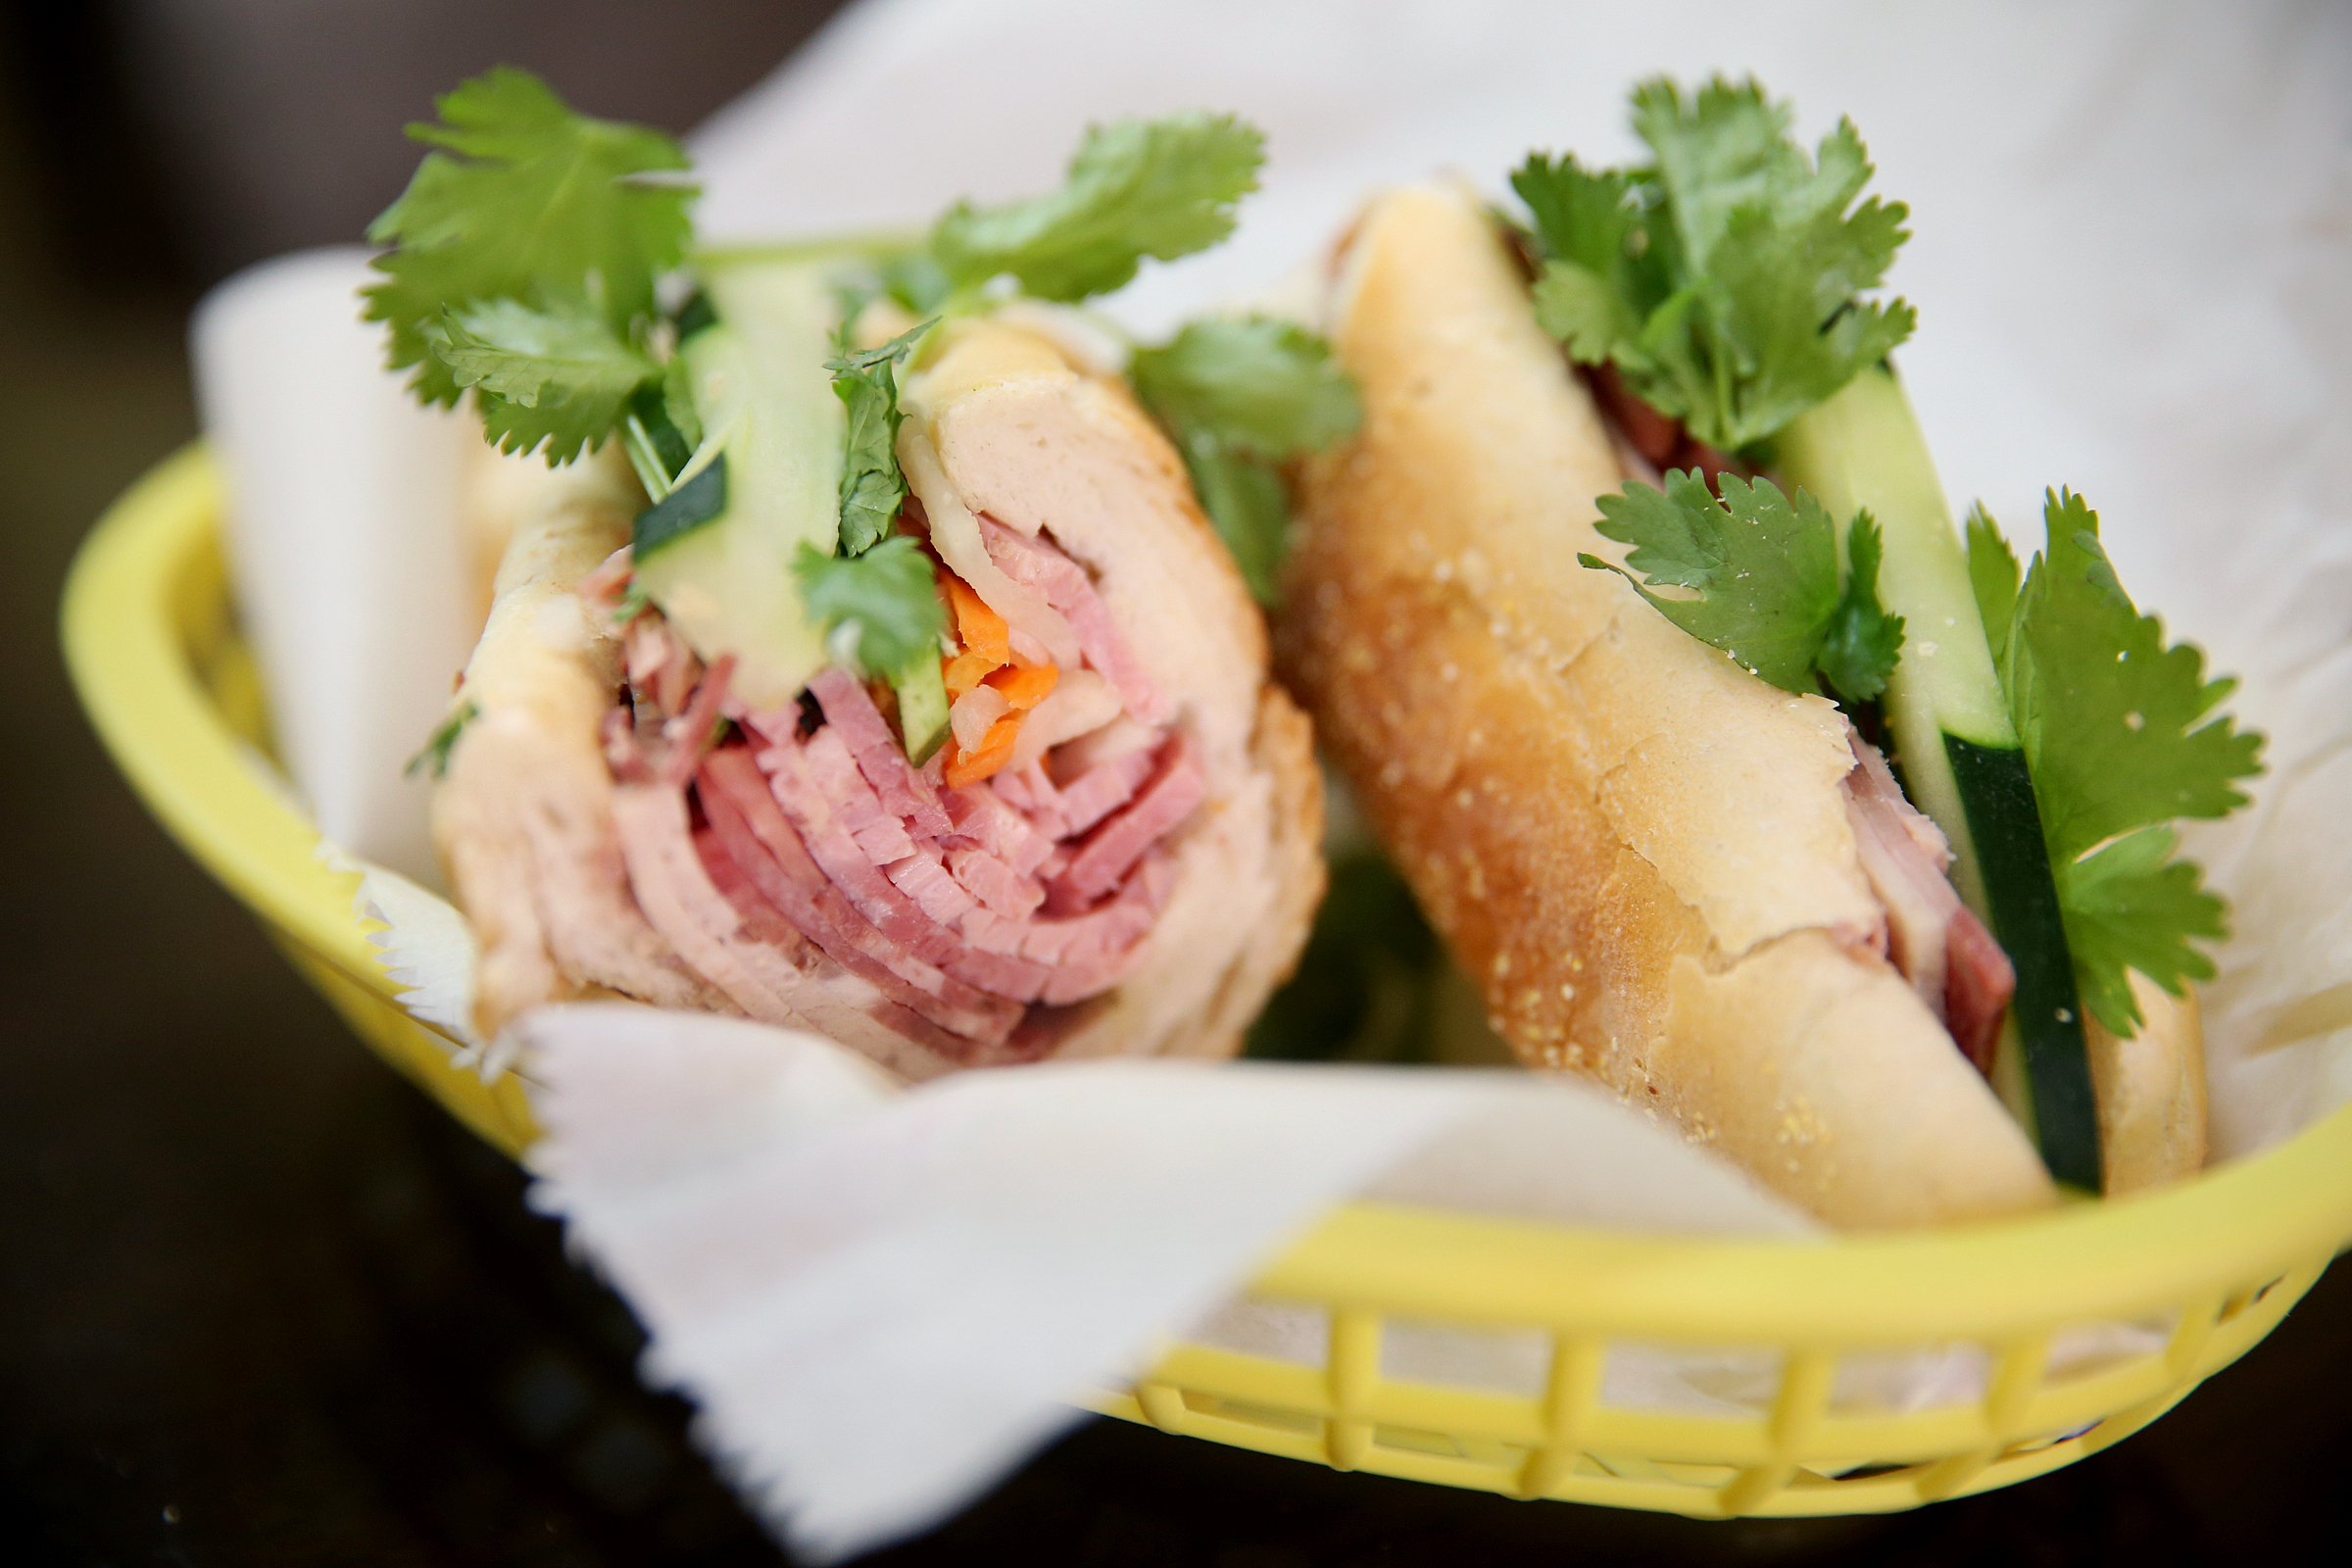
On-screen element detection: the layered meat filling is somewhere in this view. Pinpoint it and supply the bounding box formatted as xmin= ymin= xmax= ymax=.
xmin=578 ymin=518 xmax=1204 ymax=1064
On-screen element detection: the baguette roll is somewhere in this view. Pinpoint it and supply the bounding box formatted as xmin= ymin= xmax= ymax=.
xmin=1284 ymin=185 xmax=2073 ymax=1228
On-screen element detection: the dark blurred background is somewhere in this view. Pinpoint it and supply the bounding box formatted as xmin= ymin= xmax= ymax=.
xmin=1 ymin=3 xmax=2346 ymax=1563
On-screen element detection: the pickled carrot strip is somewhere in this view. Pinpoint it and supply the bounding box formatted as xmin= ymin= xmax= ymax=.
xmin=942 ymin=648 xmax=1001 ymax=700
xmin=942 ymin=572 xmax=1010 ymax=662
xmin=943 ymin=712 xmax=1024 ymax=787
xmin=984 ymin=662 xmax=1059 ymax=710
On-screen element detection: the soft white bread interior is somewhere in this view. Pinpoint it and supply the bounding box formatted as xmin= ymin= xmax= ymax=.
xmin=1284 ymin=184 xmax=2062 ymax=1228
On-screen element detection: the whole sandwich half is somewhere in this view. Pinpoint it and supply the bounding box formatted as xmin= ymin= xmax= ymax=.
xmin=1282 ymin=79 xmax=2261 ymax=1227
xmin=378 ymin=72 xmax=1347 ymax=1076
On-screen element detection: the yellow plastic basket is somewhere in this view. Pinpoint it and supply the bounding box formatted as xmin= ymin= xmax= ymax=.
xmin=64 ymin=445 xmax=2352 ymax=1521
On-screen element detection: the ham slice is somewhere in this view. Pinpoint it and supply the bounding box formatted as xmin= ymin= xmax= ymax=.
xmin=764 ymin=731 xmax=967 ymax=967
xmin=687 ymin=810 xmax=1036 ymax=1074
xmin=597 ymin=597 xmax=1205 ymax=1058
xmin=1049 ymin=735 xmax=1206 ymax=908
xmin=808 ymin=667 xmax=953 ymax=837
xmin=991 ymin=761 xmax=1069 ymax=839
xmin=1841 ymin=735 xmax=2016 ymax=1072
xmin=886 ymin=852 xmax=979 ymax=925
xmin=1054 ymin=745 xmax=1161 ymax=838
xmin=1942 ymin=912 xmax=2014 ymax=1076
xmin=949 ymin=847 xmax=1046 ymax=918
xmin=940 ymin=781 xmax=1054 ymax=875
xmin=698 ymin=748 xmax=1021 ymax=1044
xmin=610 ymin=782 xmax=804 ymax=1022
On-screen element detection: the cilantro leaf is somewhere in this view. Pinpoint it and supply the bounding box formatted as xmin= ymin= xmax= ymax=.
xmin=1128 ymin=317 xmax=1362 ymax=460
xmin=1999 ymin=490 xmax=2264 ymax=863
xmin=1514 ymin=76 xmax=1915 ymax=452
xmin=424 ymin=298 xmax=658 ymax=463
xmin=1129 ymin=318 xmax=1362 ymax=605
xmin=1966 ymin=502 xmax=2021 ymax=656
xmin=365 ymin=68 xmax=694 ymax=461
xmin=1514 ymin=153 xmax=1670 ymax=367
xmin=792 ymin=536 xmax=948 ymax=678
xmin=829 ymin=318 xmax=933 ymax=557
xmin=1979 ymin=489 xmax=2265 ymax=1033
xmin=1815 ymin=512 xmax=1904 ymax=703
xmin=929 ymin=113 xmax=1263 ymax=302
xmin=1584 ymin=469 xmax=1839 ymax=694
xmin=2054 ymin=825 xmax=2228 ymax=1030
xmin=1511 ymin=155 xmax=1646 ymax=284
xmin=1530 ymin=259 xmax=1651 ymax=368
xmin=1178 ymin=438 xmax=1290 ymax=605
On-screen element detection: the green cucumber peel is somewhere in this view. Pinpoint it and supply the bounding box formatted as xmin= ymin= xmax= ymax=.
xmin=629 ymin=261 xmax=844 ymax=711
xmin=1775 ymin=365 xmax=2013 ymax=901
xmin=1945 ymin=736 xmax=2101 ymax=1192
xmin=632 ymin=453 xmax=728 ymax=555
xmin=893 ymin=654 xmax=951 ymax=766
xmin=1777 ymin=365 xmax=2103 ymax=1190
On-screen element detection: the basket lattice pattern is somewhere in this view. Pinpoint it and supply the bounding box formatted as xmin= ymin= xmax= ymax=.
xmin=1091 ymin=1262 xmax=2323 ymax=1515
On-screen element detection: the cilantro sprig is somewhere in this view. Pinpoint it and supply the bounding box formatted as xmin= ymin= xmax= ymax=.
xmin=365 ymin=68 xmax=694 ymax=464
xmin=828 ymin=318 xmax=934 ymax=557
xmin=794 ymin=315 xmax=948 ymax=689
xmin=1514 ymin=76 xmax=1915 ymax=455
xmin=1582 ymin=469 xmax=1901 ymax=704
xmin=1972 ymin=491 xmax=2263 ymax=1032
xmin=1129 ymin=317 xmax=1363 ymax=603
xmin=926 ymin=115 xmax=1264 ymax=304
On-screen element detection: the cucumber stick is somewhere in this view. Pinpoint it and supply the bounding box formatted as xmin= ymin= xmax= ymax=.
xmin=1776 ymin=367 xmax=2101 ymax=1193
xmin=633 ymin=258 xmax=844 ymax=711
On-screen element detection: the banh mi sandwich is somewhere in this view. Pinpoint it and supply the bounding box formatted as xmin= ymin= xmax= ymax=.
xmin=378 ymin=72 xmax=1348 ymax=1075
xmin=1281 ymin=79 xmax=2261 ymax=1228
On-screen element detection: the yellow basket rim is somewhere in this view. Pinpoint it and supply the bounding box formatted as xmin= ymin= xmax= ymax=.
xmin=62 ymin=442 xmax=2352 ymax=1339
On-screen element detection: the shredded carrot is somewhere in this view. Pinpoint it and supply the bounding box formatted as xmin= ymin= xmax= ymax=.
xmin=984 ymin=662 xmax=1058 ymax=710
xmin=942 ymin=649 xmax=1001 ymax=700
xmin=942 ymin=573 xmax=1010 ymax=662
xmin=943 ymin=711 xmax=1024 ymax=788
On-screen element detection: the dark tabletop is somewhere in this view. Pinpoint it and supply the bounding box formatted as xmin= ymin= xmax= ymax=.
xmin=3 ymin=8 xmax=2345 ymax=1563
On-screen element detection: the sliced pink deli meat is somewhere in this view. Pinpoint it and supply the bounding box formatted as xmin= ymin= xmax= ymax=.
xmin=1839 ymin=734 xmax=2017 ymax=1074
xmin=697 ymin=748 xmax=1023 ymax=1045
xmin=808 ymin=666 xmax=954 ymax=837
xmin=581 ymin=433 xmax=1231 ymax=1059
xmin=1050 ymin=735 xmax=1206 ymax=908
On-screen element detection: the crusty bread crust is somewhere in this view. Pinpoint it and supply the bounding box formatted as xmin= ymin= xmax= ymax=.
xmin=2089 ymin=973 xmax=2207 ymax=1194
xmin=1283 ymin=185 xmax=2064 ymax=1228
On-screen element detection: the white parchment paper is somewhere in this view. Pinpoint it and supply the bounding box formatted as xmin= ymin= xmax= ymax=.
xmin=192 ymin=248 xmax=476 ymax=887
xmin=189 ymin=0 xmax=2352 ymax=1557
xmin=522 ymin=1004 xmax=1817 ymax=1557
